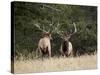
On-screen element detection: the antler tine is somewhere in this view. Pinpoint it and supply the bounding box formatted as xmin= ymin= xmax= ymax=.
xmin=69 ymin=22 xmax=77 ymax=36
xmin=51 ymin=22 xmax=56 ymax=33
xmin=34 ymin=23 xmax=47 ymax=32
xmin=73 ymin=22 xmax=77 ymax=33
xmin=56 ymin=22 xmax=60 ymax=34
xmin=49 ymin=20 xmax=56 ymax=34
xmin=42 ymin=24 xmax=46 ymax=32
xmin=48 ymin=21 xmax=53 ymax=33
xmin=52 ymin=21 xmax=63 ymax=37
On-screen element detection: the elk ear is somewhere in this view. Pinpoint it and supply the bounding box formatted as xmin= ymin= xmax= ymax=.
xmin=62 ymin=32 xmax=67 ymax=36
xmin=44 ymin=32 xmax=50 ymax=36
xmin=42 ymin=32 xmax=45 ymax=37
xmin=61 ymin=36 xmax=63 ymax=39
xmin=42 ymin=32 xmax=47 ymax=37
xmin=48 ymin=32 xmax=51 ymax=36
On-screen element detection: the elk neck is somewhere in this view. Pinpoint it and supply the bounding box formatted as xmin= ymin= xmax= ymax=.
xmin=42 ymin=36 xmax=51 ymax=40
xmin=62 ymin=39 xmax=69 ymax=52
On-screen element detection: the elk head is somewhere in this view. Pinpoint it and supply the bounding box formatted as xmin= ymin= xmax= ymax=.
xmin=34 ymin=23 xmax=53 ymax=58
xmin=55 ymin=22 xmax=77 ymax=40
xmin=58 ymin=22 xmax=77 ymax=57
xmin=42 ymin=32 xmax=52 ymax=40
xmin=34 ymin=23 xmax=52 ymax=39
xmin=61 ymin=23 xmax=77 ymax=41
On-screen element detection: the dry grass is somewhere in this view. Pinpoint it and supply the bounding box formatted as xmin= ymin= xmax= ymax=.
xmin=14 ymin=55 xmax=97 ymax=74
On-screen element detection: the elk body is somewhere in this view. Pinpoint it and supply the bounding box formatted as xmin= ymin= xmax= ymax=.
xmin=34 ymin=23 xmax=53 ymax=58
xmin=37 ymin=32 xmax=52 ymax=58
xmin=59 ymin=23 xmax=77 ymax=57
xmin=60 ymin=33 xmax=73 ymax=57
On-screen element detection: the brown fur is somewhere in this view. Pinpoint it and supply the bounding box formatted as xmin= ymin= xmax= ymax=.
xmin=60 ymin=32 xmax=73 ymax=57
xmin=37 ymin=32 xmax=51 ymax=58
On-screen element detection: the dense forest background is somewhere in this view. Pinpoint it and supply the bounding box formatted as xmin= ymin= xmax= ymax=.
xmin=12 ymin=2 xmax=97 ymax=59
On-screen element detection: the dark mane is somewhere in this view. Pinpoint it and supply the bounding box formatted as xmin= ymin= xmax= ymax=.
xmin=62 ymin=40 xmax=69 ymax=53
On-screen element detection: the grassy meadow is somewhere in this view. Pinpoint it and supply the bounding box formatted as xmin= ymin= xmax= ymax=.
xmin=14 ymin=55 xmax=97 ymax=74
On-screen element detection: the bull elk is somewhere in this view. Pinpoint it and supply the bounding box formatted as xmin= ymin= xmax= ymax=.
xmin=34 ymin=23 xmax=53 ymax=58
xmin=60 ymin=23 xmax=77 ymax=57
xmin=55 ymin=22 xmax=77 ymax=57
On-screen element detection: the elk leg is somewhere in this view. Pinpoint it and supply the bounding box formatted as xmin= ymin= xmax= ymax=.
xmin=70 ymin=51 xmax=73 ymax=57
xmin=60 ymin=45 xmax=64 ymax=57
xmin=42 ymin=53 xmax=45 ymax=60
xmin=60 ymin=50 xmax=64 ymax=57
xmin=39 ymin=47 xmax=43 ymax=57
xmin=47 ymin=46 xmax=51 ymax=58
xmin=48 ymin=50 xmax=51 ymax=58
xmin=65 ymin=54 xmax=68 ymax=57
xmin=35 ymin=48 xmax=38 ymax=58
xmin=40 ymin=47 xmax=46 ymax=60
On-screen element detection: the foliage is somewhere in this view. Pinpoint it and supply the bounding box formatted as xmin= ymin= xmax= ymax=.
xmin=12 ymin=2 xmax=97 ymax=58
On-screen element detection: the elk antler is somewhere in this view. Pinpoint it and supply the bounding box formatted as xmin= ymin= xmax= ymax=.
xmin=68 ymin=22 xmax=77 ymax=37
xmin=34 ymin=23 xmax=47 ymax=33
xmin=56 ymin=22 xmax=63 ymax=35
xmin=50 ymin=20 xmax=62 ymax=36
xmin=72 ymin=22 xmax=77 ymax=34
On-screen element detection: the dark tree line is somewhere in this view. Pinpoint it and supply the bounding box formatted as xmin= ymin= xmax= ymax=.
xmin=12 ymin=1 xmax=97 ymax=59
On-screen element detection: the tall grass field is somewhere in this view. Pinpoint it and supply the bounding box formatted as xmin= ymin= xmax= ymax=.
xmin=14 ymin=55 xmax=97 ymax=74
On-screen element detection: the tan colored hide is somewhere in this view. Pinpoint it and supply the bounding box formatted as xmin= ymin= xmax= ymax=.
xmin=37 ymin=35 xmax=51 ymax=58
xmin=60 ymin=41 xmax=73 ymax=57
